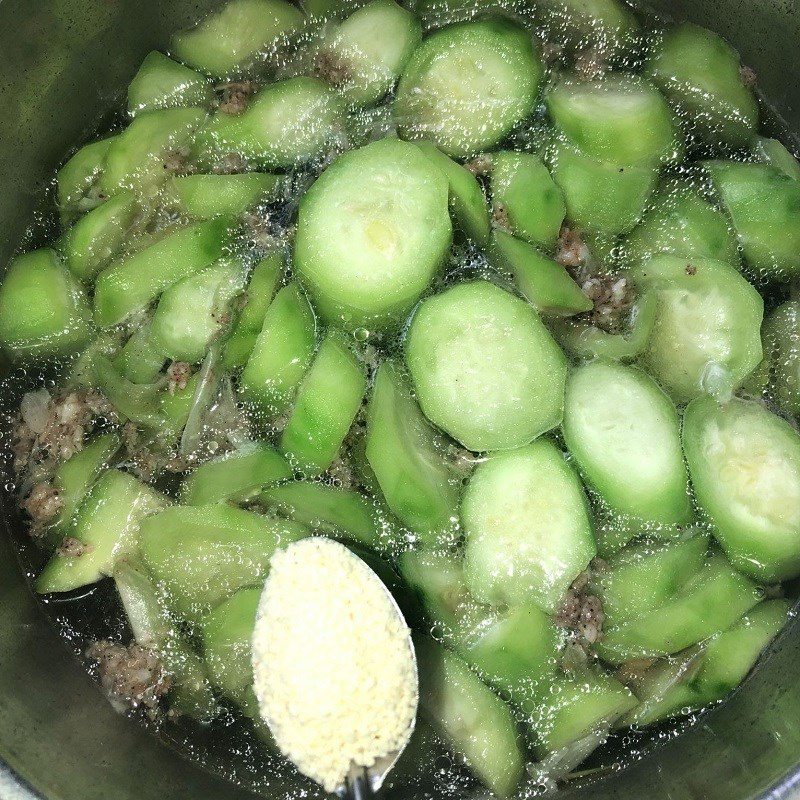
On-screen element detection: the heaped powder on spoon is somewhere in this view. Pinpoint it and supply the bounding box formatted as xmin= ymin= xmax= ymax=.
xmin=252 ymin=537 xmax=418 ymax=793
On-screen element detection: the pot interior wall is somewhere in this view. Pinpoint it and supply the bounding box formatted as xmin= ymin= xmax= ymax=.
xmin=0 ymin=1 xmax=798 ymax=799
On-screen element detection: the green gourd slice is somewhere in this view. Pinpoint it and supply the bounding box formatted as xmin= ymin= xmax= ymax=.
xmin=295 ymin=137 xmax=452 ymax=330
xmin=548 ymin=138 xmax=658 ymax=235
xmin=563 ymin=359 xmax=692 ymax=528
xmin=223 ymin=252 xmax=283 ymax=370
xmin=99 ymin=107 xmax=207 ymax=197
xmin=193 ymin=77 xmax=344 ymax=171
xmin=491 ymin=150 xmax=565 ymax=249
xmin=127 ymin=51 xmax=213 ymax=117
xmin=415 ymin=141 xmax=490 ymax=246
xmin=705 ymin=160 xmax=800 ymax=282
xmin=0 ymin=249 xmax=94 ymax=361
xmin=139 ymin=504 xmax=308 ymax=622
xmin=753 ymin=136 xmax=800 ymax=181
xmin=405 ymin=280 xmax=567 ymax=451
xmin=683 ymin=396 xmax=800 ymax=582
xmin=761 ymin=300 xmax=800 ymax=418
xmin=646 ymin=23 xmax=758 ymax=149
xmin=623 ymin=179 xmax=740 ymax=267
xmin=239 ymin=282 xmax=317 ymax=415
xmin=36 ymin=470 xmax=167 ymax=594
xmin=61 ymin=190 xmax=142 ymax=282
xmin=280 ymin=331 xmax=367 ymax=475
xmin=171 ymin=0 xmax=304 ymax=77
xmin=316 ymin=0 xmax=422 ymax=108
xmin=630 ymin=254 xmax=763 ymax=403
xmin=57 ymin=136 xmax=116 ymax=227
xmin=547 ymin=74 xmax=682 ymax=167
xmin=595 ymin=552 xmax=762 ymax=664
xmin=94 ymin=217 xmax=233 ymax=328
xmin=365 ymin=359 xmax=460 ymax=544
xmin=260 ymin=482 xmax=380 ymax=548
xmin=463 ymin=439 xmax=596 ymax=614
xmin=488 ymin=229 xmax=592 ymax=317
xmin=114 ymin=323 xmax=166 ymax=384
xmin=199 ymin=586 xmax=261 ymax=704
xmin=549 ymin=289 xmax=658 ymax=363
xmin=415 ymin=636 xmax=524 ymax=799
xmin=396 ymin=19 xmax=542 ymax=158
xmin=180 ymin=443 xmax=292 ymax=505
xmin=150 ymin=259 xmax=244 ymax=363
xmin=170 ymin=173 xmax=280 ymax=219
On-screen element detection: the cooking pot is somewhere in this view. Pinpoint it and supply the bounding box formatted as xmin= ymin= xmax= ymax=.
xmin=1 ymin=0 xmax=799 ymax=798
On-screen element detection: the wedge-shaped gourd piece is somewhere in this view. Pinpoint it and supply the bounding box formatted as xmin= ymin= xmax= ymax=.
xmin=194 ymin=77 xmax=344 ymax=171
xmin=0 ymin=249 xmax=94 ymax=361
xmin=94 ymin=217 xmax=232 ymax=328
xmin=753 ymin=137 xmax=800 ymax=181
xmin=114 ymin=323 xmax=166 ymax=384
xmin=563 ymin=360 xmax=692 ymax=528
xmin=491 ymin=151 xmax=565 ymax=249
xmin=139 ymin=504 xmax=308 ymax=623
xmin=36 ymin=470 xmax=167 ymax=594
xmin=150 ymin=259 xmax=244 ymax=363
xmin=415 ymin=141 xmax=490 ymax=246
xmin=761 ymin=300 xmax=800 ymax=418
xmin=57 ymin=136 xmax=117 ymax=227
xmin=489 ymin=230 xmax=591 ymax=317
xmin=547 ymin=74 xmax=682 ymax=167
xmin=548 ymin=138 xmax=658 ymax=235
xmin=630 ymin=254 xmax=763 ymax=403
xmin=280 ymin=330 xmax=367 ymax=475
xmin=199 ymin=586 xmax=261 ymax=704
xmin=295 ymin=137 xmax=452 ymax=330
xmin=647 ymin=23 xmax=758 ymax=149
xmin=239 ymin=282 xmax=317 ymax=415
xmin=171 ymin=0 xmax=304 ymax=77
xmin=261 ymin=482 xmax=380 ymax=548
xmin=317 ymin=0 xmax=422 ymax=108
xmin=623 ymin=180 xmax=740 ymax=267
xmin=415 ymin=636 xmax=524 ymax=799
xmin=181 ymin=442 xmax=291 ymax=505
xmin=596 ymin=552 xmax=762 ymax=664
xmin=127 ymin=51 xmax=213 ymax=117
xmin=405 ymin=280 xmax=567 ymax=451
xmin=463 ymin=439 xmax=596 ymax=614
xmin=589 ymin=534 xmax=709 ymax=627
xmin=61 ymin=190 xmax=142 ymax=282
xmin=99 ymin=107 xmax=206 ymax=197
xmin=170 ymin=173 xmax=279 ymax=219
xmin=683 ymin=396 xmax=800 ymax=582
xmin=705 ymin=160 xmax=800 ymax=282
xmin=549 ymin=290 xmax=658 ymax=363
xmin=365 ymin=360 xmax=460 ymax=544
xmin=396 ymin=19 xmax=542 ymax=158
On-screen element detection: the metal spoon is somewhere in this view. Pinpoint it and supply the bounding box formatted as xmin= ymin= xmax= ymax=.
xmin=253 ymin=539 xmax=419 ymax=800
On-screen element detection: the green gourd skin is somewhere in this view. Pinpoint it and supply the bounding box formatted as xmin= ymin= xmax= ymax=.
xmin=180 ymin=443 xmax=292 ymax=505
xmin=683 ymin=396 xmax=800 ymax=583
xmin=647 ymin=22 xmax=758 ymax=149
xmin=222 ymin=252 xmax=283 ymax=371
xmin=0 ymin=249 xmax=94 ymax=361
xmin=396 ymin=19 xmax=543 ymax=158
xmin=193 ymin=77 xmax=345 ymax=171
xmin=488 ymin=230 xmax=592 ymax=317
xmin=127 ymin=51 xmax=214 ymax=117
xmin=365 ymin=360 xmax=460 ymax=544
xmin=239 ymin=282 xmax=318 ymax=416
xmin=491 ymin=151 xmax=566 ymax=249
xmin=280 ymin=330 xmax=367 ymax=475
xmin=705 ymin=160 xmax=800 ymax=282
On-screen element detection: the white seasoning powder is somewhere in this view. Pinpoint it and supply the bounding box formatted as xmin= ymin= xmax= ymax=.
xmin=252 ymin=537 xmax=418 ymax=793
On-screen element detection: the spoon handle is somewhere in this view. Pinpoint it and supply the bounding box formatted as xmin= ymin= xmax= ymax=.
xmin=343 ymin=769 xmax=375 ymax=800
